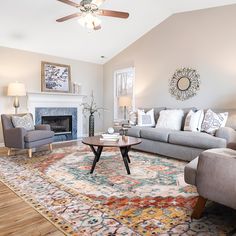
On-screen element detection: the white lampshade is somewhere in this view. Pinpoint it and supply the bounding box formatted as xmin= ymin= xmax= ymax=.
xmin=119 ymin=96 xmax=132 ymax=107
xmin=7 ymin=82 xmax=26 ymax=96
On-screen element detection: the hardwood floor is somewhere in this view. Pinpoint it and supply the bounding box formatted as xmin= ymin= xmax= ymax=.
xmin=0 ymin=182 xmax=64 ymax=236
xmin=0 ymin=142 xmax=79 ymax=236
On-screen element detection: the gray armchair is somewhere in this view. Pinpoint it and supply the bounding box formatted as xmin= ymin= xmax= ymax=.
xmin=1 ymin=113 xmax=54 ymax=157
xmin=184 ymin=148 xmax=236 ymax=219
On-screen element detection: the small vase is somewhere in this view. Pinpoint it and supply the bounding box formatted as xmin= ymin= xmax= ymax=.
xmin=89 ymin=114 xmax=95 ymax=137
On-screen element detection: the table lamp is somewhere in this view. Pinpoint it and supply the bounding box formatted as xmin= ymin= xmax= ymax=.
xmin=7 ymin=82 xmax=26 ymax=114
xmin=119 ymin=96 xmax=132 ymax=120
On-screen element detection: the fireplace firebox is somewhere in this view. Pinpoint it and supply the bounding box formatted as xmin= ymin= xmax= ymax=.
xmin=42 ymin=115 xmax=72 ymax=136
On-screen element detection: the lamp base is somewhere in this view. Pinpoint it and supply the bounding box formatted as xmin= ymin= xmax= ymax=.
xmin=13 ymin=96 xmax=20 ymax=114
xmin=123 ymin=106 xmax=127 ymax=121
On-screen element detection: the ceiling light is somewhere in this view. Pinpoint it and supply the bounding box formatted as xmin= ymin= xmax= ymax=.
xmin=78 ymin=13 xmax=101 ymax=30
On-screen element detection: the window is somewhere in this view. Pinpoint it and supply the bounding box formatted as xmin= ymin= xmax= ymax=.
xmin=114 ymin=67 xmax=135 ymax=121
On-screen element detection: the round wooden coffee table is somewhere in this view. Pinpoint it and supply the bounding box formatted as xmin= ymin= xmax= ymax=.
xmin=82 ymin=135 xmax=142 ymax=175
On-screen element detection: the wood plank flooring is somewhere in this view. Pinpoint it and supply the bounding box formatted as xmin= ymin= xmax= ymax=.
xmin=0 ymin=142 xmax=79 ymax=236
xmin=0 ymin=182 xmax=64 ymax=236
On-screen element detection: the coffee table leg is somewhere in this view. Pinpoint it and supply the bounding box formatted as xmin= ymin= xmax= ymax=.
xmin=120 ymin=146 xmax=131 ymax=163
xmin=126 ymin=146 xmax=131 ymax=163
xmin=120 ymin=147 xmax=131 ymax=175
xmin=89 ymin=145 xmax=103 ymax=174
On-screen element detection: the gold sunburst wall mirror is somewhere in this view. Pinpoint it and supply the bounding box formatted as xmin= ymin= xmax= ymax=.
xmin=169 ymin=68 xmax=200 ymax=101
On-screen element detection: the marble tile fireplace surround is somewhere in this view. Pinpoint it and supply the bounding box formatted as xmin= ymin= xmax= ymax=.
xmin=27 ymin=92 xmax=85 ymax=140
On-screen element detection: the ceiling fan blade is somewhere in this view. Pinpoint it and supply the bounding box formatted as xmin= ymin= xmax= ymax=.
xmin=56 ymin=13 xmax=82 ymax=22
xmin=57 ymin=0 xmax=80 ymax=8
xmin=98 ymin=10 xmax=129 ymax=19
xmin=92 ymin=0 xmax=105 ymax=7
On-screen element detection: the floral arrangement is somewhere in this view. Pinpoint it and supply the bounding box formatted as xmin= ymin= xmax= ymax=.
xmin=81 ymin=91 xmax=104 ymax=116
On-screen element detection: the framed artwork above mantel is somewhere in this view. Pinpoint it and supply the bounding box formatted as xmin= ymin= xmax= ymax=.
xmin=41 ymin=61 xmax=71 ymax=93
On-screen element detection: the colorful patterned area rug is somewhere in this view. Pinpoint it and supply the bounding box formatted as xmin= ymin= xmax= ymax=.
xmin=0 ymin=144 xmax=236 ymax=236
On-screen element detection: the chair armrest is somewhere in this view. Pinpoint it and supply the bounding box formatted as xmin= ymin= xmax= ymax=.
xmin=4 ymin=127 xmax=27 ymax=149
xmin=215 ymin=127 xmax=236 ymax=144
xmin=35 ymin=124 xmax=51 ymax=131
xmin=196 ymin=148 xmax=236 ymax=210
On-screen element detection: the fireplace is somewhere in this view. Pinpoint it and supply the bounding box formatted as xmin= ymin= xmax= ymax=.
xmin=28 ymin=93 xmax=84 ymax=140
xmin=42 ymin=115 xmax=72 ymax=136
xmin=35 ymin=107 xmax=78 ymax=141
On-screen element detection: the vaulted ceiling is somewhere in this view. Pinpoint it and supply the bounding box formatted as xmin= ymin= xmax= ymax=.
xmin=1 ymin=0 xmax=236 ymax=64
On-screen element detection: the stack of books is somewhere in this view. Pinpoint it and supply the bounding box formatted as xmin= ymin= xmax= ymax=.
xmin=100 ymin=133 xmax=120 ymax=142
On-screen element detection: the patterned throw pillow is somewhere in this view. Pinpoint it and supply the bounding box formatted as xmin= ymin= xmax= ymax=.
xmin=12 ymin=114 xmax=35 ymax=131
xmin=128 ymin=111 xmax=137 ymax=125
xmin=201 ymin=109 xmax=228 ymax=135
xmin=156 ymin=109 xmax=184 ymax=130
xmin=184 ymin=109 xmax=204 ymax=132
xmin=137 ymin=109 xmax=155 ymax=127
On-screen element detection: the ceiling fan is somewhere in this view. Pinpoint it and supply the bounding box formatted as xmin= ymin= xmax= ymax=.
xmin=56 ymin=0 xmax=129 ymax=30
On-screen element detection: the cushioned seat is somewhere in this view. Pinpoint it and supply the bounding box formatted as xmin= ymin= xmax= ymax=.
xmin=140 ymin=128 xmax=173 ymax=142
xmin=184 ymin=148 xmax=236 ymax=219
xmin=1 ymin=113 xmax=54 ymax=158
xmin=184 ymin=157 xmax=198 ymax=185
xmin=24 ymin=130 xmax=54 ymax=143
xmin=127 ymin=126 xmax=142 ymax=138
xmin=169 ymin=131 xmax=226 ymax=149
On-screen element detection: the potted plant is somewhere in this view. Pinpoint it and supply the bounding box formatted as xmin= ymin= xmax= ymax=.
xmin=81 ymin=91 xmax=104 ymax=136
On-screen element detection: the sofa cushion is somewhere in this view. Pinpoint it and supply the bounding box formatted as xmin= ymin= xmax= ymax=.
xmin=137 ymin=109 xmax=155 ymax=127
xmin=181 ymin=107 xmax=198 ymax=130
xmin=201 ymin=109 xmax=228 ymax=135
xmin=184 ymin=157 xmax=198 ymax=186
xmin=12 ymin=113 xmax=34 ymax=131
xmin=169 ymin=131 xmax=226 ymax=149
xmin=184 ymin=109 xmax=204 ymax=132
xmin=166 ymin=107 xmax=197 ymax=130
xmin=156 ymin=110 xmax=184 ymax=131
xmin=127 ymin=126 xmax=142 ymax=138
xmin=140 ymin=128 xmax=173 ymax=142
xmin=139 ymin=107 xmax=166 ymax=122
xmin=24 ymin=130 xmax=54 ymax=143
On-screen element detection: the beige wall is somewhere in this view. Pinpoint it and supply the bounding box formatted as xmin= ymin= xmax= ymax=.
xmin=0 ymin=46 xmax=104 ymax=143
xmin=103 ymin=4 xmax=236 ymax=129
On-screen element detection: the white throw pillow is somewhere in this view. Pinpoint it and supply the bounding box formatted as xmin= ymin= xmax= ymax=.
xmin=12 ymin=113 xmax=35 ymax=131
xmin=201 ymin=109 xmax=228 ymax=135
xmin=184 ymin=109 xmax=204 ymax=132
xmin=156 ymin=109 xmax=184 ymax=130
xmin=137 ymin=109 xmax=155 ymax=127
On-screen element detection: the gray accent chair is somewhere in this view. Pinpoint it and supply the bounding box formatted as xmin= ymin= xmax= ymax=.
xmin=1 ymin=113 xmax=54 ymax=157
xmin=184 ymin=148 xmax=236 ymax=219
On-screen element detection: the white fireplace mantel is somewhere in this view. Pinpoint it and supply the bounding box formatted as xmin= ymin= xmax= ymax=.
xmin=27 ymin=92 xmax=86 ymax=138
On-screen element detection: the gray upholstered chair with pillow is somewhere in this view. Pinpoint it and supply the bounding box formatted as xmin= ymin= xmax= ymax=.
xmin=184 ymin=148 xmax=236 ymax=219
xmin=1 ymin=113 xmax=54 ymax=157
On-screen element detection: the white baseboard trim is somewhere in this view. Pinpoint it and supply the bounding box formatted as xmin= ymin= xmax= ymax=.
xmin=0 ymin=143 xmax=5 ymax=148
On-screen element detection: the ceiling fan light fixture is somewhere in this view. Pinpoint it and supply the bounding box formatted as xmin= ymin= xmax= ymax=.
xmin=78 ymin=13 xmax=101 ymax=29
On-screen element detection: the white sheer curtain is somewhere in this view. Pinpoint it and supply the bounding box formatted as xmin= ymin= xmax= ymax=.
xmin=114 ymin=67 xmax=135 ymax=121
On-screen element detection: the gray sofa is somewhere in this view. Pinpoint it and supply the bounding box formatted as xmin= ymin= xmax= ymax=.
xmin=127 ymin=108 xmax=236 ymax=161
